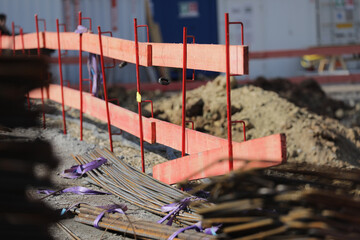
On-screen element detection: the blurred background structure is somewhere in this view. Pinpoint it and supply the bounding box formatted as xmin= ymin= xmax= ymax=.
xmin=1 ymin=0 xmax=359 ymax=84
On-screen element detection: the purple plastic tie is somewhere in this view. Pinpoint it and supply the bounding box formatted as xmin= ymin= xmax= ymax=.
xmin=167 ymin=221 xmax=221 ymax=240
xmin=38 ymin=186 xmax=111 ymax=195
xmin=60 ymin=157 xmax=107 ymax=179
xmin=75 ymin=25 xmax=88 ymax=34
xmin=93 ymin=204 xmax=128 ymax=228
xmin=158 ymin=197 xmax=202 ymax=226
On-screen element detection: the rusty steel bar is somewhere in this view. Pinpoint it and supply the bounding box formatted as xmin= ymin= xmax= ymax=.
xmin=34 ymin=14 xmax=46 ymax=129
xmin=56 ymin=19 xmax=67 ymax=135
xmin=98 ymin=26 xmax=113 ymax=152
xmin=134 ymin=18 xmax=145 ymax=172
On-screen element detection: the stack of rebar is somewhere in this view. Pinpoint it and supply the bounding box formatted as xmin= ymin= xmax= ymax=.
xmin=72 ymin=204 xmax=216 ymax=239
xmin=194 ymin=162 xmax=360 ymax=239
xmin=74 ymin=148 xmax=211 ymax=225
xmin=0 ymin=57 xmax=58 ymax=239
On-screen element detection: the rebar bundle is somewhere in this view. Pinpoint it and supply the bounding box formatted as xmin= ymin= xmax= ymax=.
xmin=194 ymin=162 xmax=360 ymax=239
xmin=74 ymin=148 xmax=211 ymax=225
xmin=72 ymin=204 xmax=215 ymax=239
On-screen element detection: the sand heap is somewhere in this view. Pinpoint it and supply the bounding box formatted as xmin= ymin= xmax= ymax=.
xmin=146 ymin=76 xmax=360 ymax=168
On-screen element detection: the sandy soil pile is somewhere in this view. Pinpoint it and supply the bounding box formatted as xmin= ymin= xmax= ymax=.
xmin=145 ymin=76 xmax=360 ymax=168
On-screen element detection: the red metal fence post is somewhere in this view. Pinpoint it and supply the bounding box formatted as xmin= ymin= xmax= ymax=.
xmin=181 ymin=27 xmax=187 ymax=157
xmin=78 ymin=11 xmax=84 ymax=140
xmin=225 ymin=13 xmax=233 ymax=171
xmin=56 ymin=19 xmax=67 ymax=135
xmin=97 ymin=26 xmax=114 ymax=152
xmin=134 ymin=18 xmax=146 ymax=173
xmin=34 ymin=14 xmax=46 ymax=129
xmin=225 ymin=13 xmax=245 ymax=171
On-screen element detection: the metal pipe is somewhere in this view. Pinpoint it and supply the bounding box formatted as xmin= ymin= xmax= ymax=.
xmin=34 ymin=14 xmax=46 ymax=129
xmin=56 ymin=19 xmax=67 ymax=135
xmin=11 ymin=21 xmax=15 ymax=56
xmin=98 ymin=26 xmax=113 ymax=152
xmin=181 ymin=27 xmax=187 ymax=157
xmin=225 ymin=13 xmax=233 ymax=170
xmin=134 ymin=18 xmax=145 ymax=173
xmin=19 ymin=28 xmax=25 ymax=55
xmin=78 ymin=11 xmax=83 ymax=140
xmin=232 ymin=120 xmax=246 ymax=141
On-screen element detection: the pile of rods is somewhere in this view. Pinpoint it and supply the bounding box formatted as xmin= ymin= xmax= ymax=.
xmin=191 ymin=162 xmax=360 ymax=239
xmin=73 ymin=148 xmax=210 ymax=225
xmin=72 ymin=204 xmax=215 ymax=240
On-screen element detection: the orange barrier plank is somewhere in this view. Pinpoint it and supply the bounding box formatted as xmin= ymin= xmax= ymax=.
xmin=29 ymin=84 xmax=155 ymax=143
xmin=151 ymin=43 xmax=248 ymax=74
xmin=5 ymin=32 xmax=248 ymax=74
xmin=153 ymin=134 xmax=286 ymax=184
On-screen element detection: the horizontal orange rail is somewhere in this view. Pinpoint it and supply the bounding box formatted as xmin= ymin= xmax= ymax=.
xmin=29 ymin=84 xmax=286 ymax=184
xmin=1 ymin=32 xmax=248 ymax=74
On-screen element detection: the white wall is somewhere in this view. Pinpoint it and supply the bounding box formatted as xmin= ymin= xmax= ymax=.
xmin=0 ymin=0 xmax=153 ymax=84
xmin=217 ymin=0 xmax=318 ymax=79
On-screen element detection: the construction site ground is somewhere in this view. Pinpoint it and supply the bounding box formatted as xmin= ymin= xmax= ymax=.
xmin=4 ymin=76 xmax=360 ymax=239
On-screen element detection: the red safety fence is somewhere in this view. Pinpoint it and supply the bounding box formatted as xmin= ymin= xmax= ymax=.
xmin=4 ymin=12 xmax=286 ymax=183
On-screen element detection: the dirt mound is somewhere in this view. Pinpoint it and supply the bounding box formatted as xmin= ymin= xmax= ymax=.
xmin=146 ymin=75 xmax=360 ymax=168
xmin=251 ymin=77 xmax=352 ymax=119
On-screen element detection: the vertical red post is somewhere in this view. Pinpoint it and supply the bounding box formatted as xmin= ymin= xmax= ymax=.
xmin=134 ymin=18 xmax=145 ymax=173
xmin=225 ymin=13 xmax=233 ymax=170
xmin=11 ymin=21 xmax=15 ymax=56
xmin=97 ymin=26 xmax=113 ymax=152
xmin=181 ymin=27 xmax=187 ymax=157
xmin=78 ymin=11 xmax=83 ymax=140
xmin=20 ymin=28 xmax=25 ymax=55
xmin=56 ymin=19 xmax=67 ymax=135
xmin=35 ymin=14 xmax=46 ymax=129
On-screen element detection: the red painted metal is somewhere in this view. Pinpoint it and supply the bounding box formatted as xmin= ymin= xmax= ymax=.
xmin=56 ymin=19 xmax=67 ymax=135
xmin=11 ymin=22 xmax=15 ymax=56
xmin=225 ymin=13 xmax=233 ymax=170
xmin=78 ymin=11 xmax=84 ymax=140
xmin=225 ymin=14 xmax=245 ymax=171
xmin=19 ymin=28 xmax=25 ymax=55
xmin=181 ymin=27 xmax=187 ymax=157
xmin=82 ymin=79 xmax=92 ymax=93
xmin=34 ymin=14 xmax=46 ymax=129
xmin=134 ymin=18 xmax=146 ymax=172
xmin=98 ymin=26 xmax=114 ymax=152
xmin=137 ymin=25 xmax=150 ymax=43
xmin=141 ymin=100 xmax=153 ymax=118
xmin=186 ymin=35 xmax=196 ymax=81
xmin=229 ymin=21 xmax=244 ymax=45
xmin=58 ymin=23 xmax=68 ymax=56
xmin=185 ymin=120 xmax=194 ymax=130
xmin=232 ymin=120 xmax=246 ymax=142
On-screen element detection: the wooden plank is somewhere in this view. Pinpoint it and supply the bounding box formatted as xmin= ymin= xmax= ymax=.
xmin=151 ymin=42 xmax=248 ymax=74
xmin=5 ymin=32 xmax=248 ymax=74
xmin=152 ymin=134 xmax=286 ymax=184
xmin=29 ymin=84 xmax=156 ymax=143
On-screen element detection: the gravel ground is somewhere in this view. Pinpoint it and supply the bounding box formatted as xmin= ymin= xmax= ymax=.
xmin=4 ymin=100 xmax=181 ymax=239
